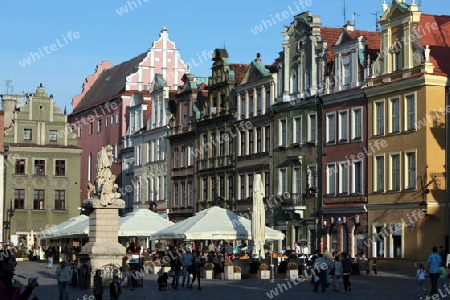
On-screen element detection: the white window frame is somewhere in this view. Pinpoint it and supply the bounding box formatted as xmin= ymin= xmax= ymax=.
xmin=293 ymin=167 xmax=302 ymax=194
xmin=326 ymin=163 xmax=336 ymax=195
xmin=307 ymin=113 xmax=317 ymax=143
xmin=389 ymin=153 xmax=401 ymax=191
xmin=404 ymin=93 xmax=416 ymax=131
xmin=326 ymin=112 xmax=336 ymax=144
xmin=342 ymin=55 xmax=351 ymax=86
xmin=338 ymin=110 xmax=349 ymax=142
xmin=351 ymin=107 xmax=363 ymax=141
xmin=339 ymin=162 xmax=349 ymax=194
xmin=374 ymin=100 xmax=385 ymax=136
xmin=389 ymin=97 xmax=400 ymax=133
xmin=352 ymin=160 xmax=363 ymax=194
xmin=293 ymin=116 xmax=302 ymax=144
xmin=374 ymin=155 xmax=385 ymax=192
xmin=404 ymin=150 xmax=417 ymax=190
xmin=279 ymin=119 xmax=287 ymax=146
xmin=279 ymin=168 xmax=287 ymax=196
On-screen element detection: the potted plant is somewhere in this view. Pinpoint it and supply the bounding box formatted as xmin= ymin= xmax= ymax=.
xmin=203 ymin=262 xmax=214 ymax=279
xmin=286 ymin=262 xmax=299 ymax=279
xmin=224 ymin=255 xmax=234 ymax=280
xmin=258 ymin=263 xmax=270 ymax=279
xmin=233 ymin=265 xmax=242 ymax=280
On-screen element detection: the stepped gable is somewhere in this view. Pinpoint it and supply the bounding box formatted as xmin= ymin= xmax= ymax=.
xmin=72 ymin=52 xmax=148 ymax=113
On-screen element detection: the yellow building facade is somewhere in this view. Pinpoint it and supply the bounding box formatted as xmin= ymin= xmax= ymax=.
xmin=365 ymin=0 xmax=450 ymax=269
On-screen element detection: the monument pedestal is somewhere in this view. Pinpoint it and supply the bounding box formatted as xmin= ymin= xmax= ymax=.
xmin=78 ymin=207 xmax=126 ymax=287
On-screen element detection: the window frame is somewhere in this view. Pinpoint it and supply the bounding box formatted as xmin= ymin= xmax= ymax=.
xmin=307 ymin=113 xmax=317 ymax=143
xmin=389 ymin=153 xmax=401 ymax=191
xmin=338 ymin=109 xmax=349 ymax=142
xmin=351 ymin=107 xmax=363 ymax=141
xmin=49 ymin=130 xmax=58 ymax=142
xmin=326 ymin=112 xmax=336 ymax=144
xmin=326 ymin=163 xmax=336 ymax=195
xmin=293 ymin=116 xmax=302 ymax=144
xmin=404 ymin=93 xmax=416 ymax=131
xmin=54 ymin=159 xmax=66 ymax=176
xmin=374 ymin=100 xmax=385 ymax=136
xmin=54 ymin=190 xmax=65 ymax=210
xmin=405 ymin=150 xmax=416 ymax=190
xmin=33 ymin=189 xmax=45 ymax=210
xmin=389 ymin=97 xmax=400 ymax=133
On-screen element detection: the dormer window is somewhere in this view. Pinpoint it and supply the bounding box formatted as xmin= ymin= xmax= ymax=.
xmin=341 ymin=55 xmax=351 ymax=86
xmin=393 ymin=49 xmax=403 ymax=71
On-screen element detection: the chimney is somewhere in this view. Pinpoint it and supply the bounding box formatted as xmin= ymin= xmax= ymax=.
xmin=344 ymin=20 xmax=354 ymax=31
xmin=1 ymin=94 xmax=22 ymax=128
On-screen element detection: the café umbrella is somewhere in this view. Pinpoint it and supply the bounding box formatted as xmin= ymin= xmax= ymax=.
xmin=251 ymin=174 xmax=266 ymax=259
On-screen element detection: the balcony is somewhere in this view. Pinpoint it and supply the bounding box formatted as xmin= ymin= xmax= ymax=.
xmin=281 ymin=193 xmax=306 ymax=219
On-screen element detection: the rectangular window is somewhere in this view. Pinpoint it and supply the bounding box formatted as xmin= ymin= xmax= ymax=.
xmin=256 ymin=128 xmax=262 ymax=153
xmin=55 ymin=160 xmax=66 ymax=176
xmin=228 ymin=137 xmax=234 ymax=156
xmin=49 ymin=130 xmax=58 ymax=141
xmin=105 ymin=117 xmax=109 ymax=127
xmin=181 ymin=182 xmax=186 ymax=206
xmin=257 ymin=92 xmax=262 ymax=113
xmin=249 ymin=94 xmax=254 ymax=116
xmin=240 ymin=175 xmax=246 ymax=199
xmin=241 ymin=96 xmax=246 ymax=117
xmin=219 ymin=132 xmax=225 ymax=156
xmin=211 ymin=133 xmax=216 ymax=157
xmin=188 ymin=146 xmax=193 ymax=166
xmin=375 ymin=156 xmax=385 ymax=192
xmin=265 ymin=88 xmax=271 ymax=111
xmin=280 ymin=119 xmax=287 ymax=146
xmin=307 ymin=164 xmax=318 ymax=190
xmin=34 ymin=160 xmax=45 ymax=175
xmin=293 ymin=116 xmax=302 ymax=144
xmin=240 ymin=131 xmax=245 ymax=156
xmin=181 ymin=147 xmax=186 ymax=168
xmin=248 ymin=131 xmax=253 ymax=154
xmin=405 ymin=152 xmax=416 ymax=189
xmin=14 ymin=189 xmax=25 ymax=209
xmin=219 ymin=176 xmax=225 ymax=198
xmin=375 ymin=101 xmax=385 ymax=136
xmin=405 ymin=95 xmax=416 ymax=131
xmin=15 ymin=159 xmax=26 ymax=174
xmin=391 ymin=223 xmax=402 ymax=258
xmin=326 ymin=113 xmax=336 ymax=143
xmin=391 ymin=98 xmax=400 ymax=133
xmin=265 ymin=126 xmax=270 ymax=152
xmin=308 ymin=114 xmax=317 ymax=142
xmin=248 ymin=174 xmax=253 ymax=197
xmin=188 ymin=181 xmax=193 ymax=206
xmin=203 ymin=135 xmax=208 ymax=159
xmin=228 ymin=176 xmax=234 ymax=200
xmin=293 ymin=168 xmax=302 ymax=204
xmin=97 ymin=118 xmax=102 ymax=133
xmin=174 ymin=183 xmax=179 ymax=207
xmin=54 ymin=190 xmax=65 ymax=210
xmin=390 ymin=154 xmax=400 ymax=191
xmin=174 ymin=148 xmax=179 ymax=168
xmin=264 ymin=172 xmax=270 ymax=199
xmin=280 ymin=169 xmax=287 ymax=194
xmin=339 ymin=110 xmax=348 ymax=142
xmin=353 ymin=161 xmax=362 ymax=194
xmin=115 ymin=113 xmax=119 ymax=124
xmin=33 ymin=189 xmax=45 ymax=210
xmin=327 ymin=164 xmax=336 ymax=195
xmin=24 ymin=128 xmax=32 ymax=140
xmin=202 ymin=179 xmax=208 ymax=201
xmin=89 ymin=121 xmax=94 ymax=135
xmin=352 ymin=107 xmax=362 ymax=140
xmin=339 ymin=162 xmax=349 ymax=194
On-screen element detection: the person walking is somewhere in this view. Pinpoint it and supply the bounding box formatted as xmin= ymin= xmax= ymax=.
xmin=332 ymin=255 xmax=343 ymax=292
xmin=109 ymin=275 xmax=121 ymax=300
xmin=341 ymin=252 xmax=352 ymax=292
xmin=170 ymin=255 xmax=182 ymax=290
xmin=120 ymin=256 xmax=134 ymax=290
xmin=181 ymin=248 xmax=193 ymax=288
xmin=55 ymin=260 xmax=73 ymax=300
xmin=415 ymin=263 xmax=427 ymax=296
xmin=93 ymin=269 xmax=104 ymax=300
xmin=0 ymin=249 xmax=38 ymax=300
xmin=190 ymin=250 xmax=203 ymax=290
xmin=312 ymin=253 xmax=328 ymax=293
xmin=428 ymin=246 xmax=442 ymax=296
xmin=46 ymin=247 xmax=54 ymax=269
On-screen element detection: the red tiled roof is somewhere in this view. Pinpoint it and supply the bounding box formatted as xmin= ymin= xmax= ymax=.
xmin=230 ymin=64 xmax=250 ymax=84
xmin=344 ymin=30 xmax=381 ymax=50
xmin=419 ymin=14 xmax=450 ymax=76
xmin=72 ymin=52 xmax=148 ymax=113
xmin=320 ymin=27 xmax=343 ymax=62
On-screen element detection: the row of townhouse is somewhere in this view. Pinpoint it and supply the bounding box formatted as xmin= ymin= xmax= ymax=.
xmin=0 ymin=85 xmax=82 ymax=245
xmin=65 ymin=0 xmax=449 ymax=268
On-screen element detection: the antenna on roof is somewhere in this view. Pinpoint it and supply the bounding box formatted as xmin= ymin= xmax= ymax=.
xmin=353 ymin=12 xmax=362 ymax=29
xmin=370 ymin=11 xmax=381 ymax=32
xmin=343 ymin=0 xmax=347 ymax=26
xmin=5 ymin=80 xmax=13 ymax=94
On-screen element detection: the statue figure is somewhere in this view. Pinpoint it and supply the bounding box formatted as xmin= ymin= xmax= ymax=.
xmin=89 ymin=145 xmax=125 ymax=208
xmin=424 ymin=45 xmax=430 ymax=62
xmin=86 ymin=181 xmax=96 ymax=198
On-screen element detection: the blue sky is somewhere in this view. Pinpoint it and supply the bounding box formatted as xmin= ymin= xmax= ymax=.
xmin=0 ymin=0 xmax=443 ymax=113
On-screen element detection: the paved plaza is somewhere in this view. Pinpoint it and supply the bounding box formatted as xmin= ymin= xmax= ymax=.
xmin=13 ymin=261 xmax=432 ymax=300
